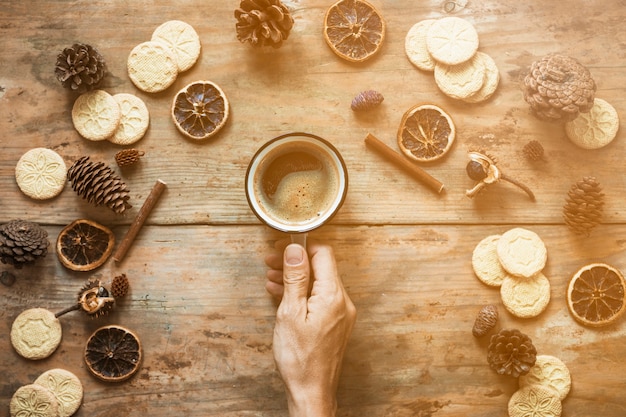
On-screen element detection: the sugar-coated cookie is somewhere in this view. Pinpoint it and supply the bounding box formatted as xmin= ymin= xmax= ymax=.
xmin=10 ymin=384 xmax=59 ymax=417
xmin=15 ymin=148 xmax=67 ymax=200
xmin=151 ymin=20 xmax=201 ymax=72
xmin=71 ymin=89 xmax=121 ymax=141
xmin=463 ymin=52 xmax=500 ymax=103
xmin=35 ymin=368 xmax=83 ymax=417
xmin=519 ymin=355 xmax=571 ymax=401
xmin=500 ymin=273 xmax=551 ymax=318
xmin=508 ymin=385 xmax=562 ymax=417
xmin=426 ymin=17 xmax=479 ymax=65
xmin=127 ymin=41 xmax=178 ymax=93
xmin=109 ymin=93 xmax=150 ymax=145
xmin=472 ymin=234 xmax=508 ymax=287
xmin=565 ymin=98 xmax=619 ymax=149
xmin=434 ymin=53 xmax=486 ymax=99
xmin=405 ymin=19 xmax=437 ymax=71
xmin=496 ymin=227 xmax=547 ymax=278
xmin=11 ymin=308 xmax=62 ymax=360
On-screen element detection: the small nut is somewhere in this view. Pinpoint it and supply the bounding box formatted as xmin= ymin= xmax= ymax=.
xmin=472 ymin=304 xmax=498 ymax=337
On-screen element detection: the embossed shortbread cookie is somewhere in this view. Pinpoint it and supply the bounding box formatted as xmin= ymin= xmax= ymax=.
xmin=35 ymin=369 xmax=83 ymax=417
xmin=500 ymin=273 xmax=551 ymax=318
xmin=72 ymin=90 xmax=121 ymax=141
xmin=496 ymin=227 xmax=547 ymax=278
xmin=426 ymin=17 xmax=479 ymax=65
xmin=11 ymin=308 xmax=62 ymax=360
xmin=463 ymin=52 xmax=500 ymax=103
xmin=434 ymin=53 xmax=486 ymax=99
xmin=15 ymin=148 xmax=67 ymax=200
xmin=472 ymin=234 xmax=508 ymax=287
xmin=127 ymin=40 xmax=178 ymax=93
xmin=508 ymin=385 xmax=562 ymax=417
xmin=109 ymin=93 xmax=150 ymax=145
xmin=565 ymin=98 xmax=619 ymax=149
xmin=519 ymin=355 xmax=571 ymax=401
xmin=151 ymin=20 xmax=201 ymax=72
xmin=405 ymin=19 xmax=437 ymax=71
xmin=10 ymin=384 xmax=59 ymax=417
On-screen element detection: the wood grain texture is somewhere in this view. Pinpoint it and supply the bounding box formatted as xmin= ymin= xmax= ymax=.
xmin=1 ymin=0 xmax=625 ymax=416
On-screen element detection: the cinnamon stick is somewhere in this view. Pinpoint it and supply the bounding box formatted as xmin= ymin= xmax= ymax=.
xmin=113 ymin=179 xmax=167 ymax=263
xmin=364 ymin=133 xmax=445 ymax=194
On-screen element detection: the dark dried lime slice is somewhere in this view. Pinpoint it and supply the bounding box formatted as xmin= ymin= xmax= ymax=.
xmin=84 ymin=325 xmax=142 ymax=382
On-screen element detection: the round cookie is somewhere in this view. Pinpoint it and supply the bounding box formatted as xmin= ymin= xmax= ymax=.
xmin=71 ymin=90 xmax=121 ymax=141
xmin=15 ymin=148 xmax=67 ymax=200
xmin=10 ymin=384 xmax=59 ymax=417
xmin=151 ymin=20 xmax=201 ymax=72
xmin=426 ymin=17 xmax=479 ymax=65
xmin=405 ymin=19 xmax=437 ymax=71
xmin=496 ymin=227 xmax=547 ymax=278
xmin=434 ymin=53 xmax=486 ymax=99
xmin=508 ymin=385 xmax=562 ymax=417
xmin=11 ymin=308 xmax=62 ymax=360
xmin=565 ymin=98 xmax=619 ymax=149
xmin=109 ymin=93 xmax=150 ymax=145
xmin=500 ymin=273 xmax=551 ymax=318
xmin=35 ymin=369 xmax=83 ymax=417
xmin=127 ymin=40 xmax=178 ymax=93
xmin=519 ymin=355 xmax=571 ymax=401
xmin=471 ymin=234 xmax=508 ymax=287
xmin=463 ymin=52 xmax=500 ymax=103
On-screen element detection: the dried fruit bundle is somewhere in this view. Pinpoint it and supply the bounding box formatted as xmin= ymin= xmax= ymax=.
xmin=563 ymin=176 xmax=604 ymax=235
xmin=487 ymin=328 xmax=536 ymax=377
xmin=55 ymin=43 xmax=106 ymax=92
xmin=351 ymin=90 xmax=384 ymax=111
xmin=0 ymin=220 xmax=49 ymax=268
xmin=235 ymin=0 xmax=294 ymax=48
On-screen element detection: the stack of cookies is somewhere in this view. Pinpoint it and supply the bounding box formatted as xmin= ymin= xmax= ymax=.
xmin=10 ymin=368 xmax=83 ymax=417
xmin=405 ymin=16 xmax=500 ymax=103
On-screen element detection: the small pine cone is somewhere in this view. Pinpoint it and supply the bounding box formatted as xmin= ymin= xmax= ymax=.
xmin=55 ymin=43 xmax=106 ymax=93
xmin=115 ymin=149 xmax=145 ymax=168
xmin=522 ymin=140 xmax=545 ymax=162
xmin=487 ymin=328 xmax=537 ymax=377
xmin=235 ymin=0 xmax=294 ymax=48
xmin=0 ymin=220 xmax=49 ymax=268
xmin=563 ymin=176 xmax=604 ymax=235
xmin=351 ymin=90 xmax=384 ymax=112
xmin=111 ymin=273 xmax=130 ymax=298
xmin=67 ymin=156 xmax=132 ymax=214
xmin=523 ymin=54 xmax=596 ymax=122
xmin=472 ymin=305 xmax=499 ymax=338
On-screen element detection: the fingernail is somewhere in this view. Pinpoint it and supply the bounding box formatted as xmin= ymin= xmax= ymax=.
xmin=285 ymin=244 xmax=304 ymax=266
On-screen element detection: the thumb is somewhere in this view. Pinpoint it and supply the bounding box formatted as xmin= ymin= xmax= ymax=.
xmin=281 ymin=243 xmax=310 ymax=306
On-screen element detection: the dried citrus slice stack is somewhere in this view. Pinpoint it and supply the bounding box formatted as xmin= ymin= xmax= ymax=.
xmin=84 ymin=325 xmax=142 ymax=382
xmin=397 ymin=104 xmax=455 ymax=162
xmin=171 ymin=80 xmax=229 ymax=140
xmin=323 ymin=0 xmax=386 ymax=63
xmin=567 ymin=263 xmax=626 ymax=327
xmin=56 ymin=219 xmax=115 ymax=271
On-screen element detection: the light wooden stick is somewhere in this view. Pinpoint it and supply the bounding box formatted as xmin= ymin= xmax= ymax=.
xmin=364 ymin=133 xmax=445 ymax=194
xmin=113 ymin=179 xmax=167 ymax=263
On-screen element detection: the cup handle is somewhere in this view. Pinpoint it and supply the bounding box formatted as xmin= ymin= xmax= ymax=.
xmin=290 ymin=233 xmax=307 ymax=249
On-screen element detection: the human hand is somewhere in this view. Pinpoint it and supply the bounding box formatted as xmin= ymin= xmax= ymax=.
xmin=265 ymin=239 xmax=356 ymax=417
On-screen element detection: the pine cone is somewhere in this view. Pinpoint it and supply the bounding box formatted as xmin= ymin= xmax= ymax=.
xmin=472 ymin=305 xmax=499 ymax=338
xmin=55 ymin=43 xmax=106 ymax=93
xmin=522 ymin=140 xmax=545 ymax=162
xmin=523 ymin=54 xmax=596 ymax=122
xmin=351 ymin=90 xmax=385 ymax=112
xmin=487 ymin=328 xmax=537 ymax=377
xmin=563 ymin=176 xmax=604 ymax=235
xmin=67 ymin=156 xmax=132 ymax=214
xmin=235 ymin=0 xmax=294 ymax=48
xmin=0 ymin=220 xmax=49 ymax=268
xmin=115 ymin=149 xmax=145 ymax=168
xmin=111 ymin=273 xmax=130 ymax=298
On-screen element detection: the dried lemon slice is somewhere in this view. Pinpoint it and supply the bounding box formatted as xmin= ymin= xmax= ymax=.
xmin=323 ymin=0 xmax=386 ymax=63
xmin=171 ymin=80 xmax=229 ymax=140
xmin=84 ymin=325 xmax=142 ymax=382
xmin=56 ymin=219 xmax=115 ymax=271
xmin=567 ymin=263 xmax=626 ymax=327
xmin=397 ymin=103 xmax=455 ymax=162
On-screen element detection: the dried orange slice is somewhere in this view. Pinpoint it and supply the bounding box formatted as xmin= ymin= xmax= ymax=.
xmin=84 ymin=325 xmax=142 ymax=382
xmin=397 ymin=104 xmax=455 ymax=162
xmin=323 ymin=0 xmax=386 ymax=63
xmin=171 ymin=80 xmax=229 ymax=140
xmin=567 ymin=263 xmax=626 ymax=327
xmin=56 ymin=219 xmax=115 ymax=271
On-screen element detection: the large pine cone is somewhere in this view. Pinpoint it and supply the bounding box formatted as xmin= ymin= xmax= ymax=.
xmin=67 ymin=156 xmax=132 ymax=214
xmin=235 ymin=0 xmax=294 ymax=48
xmin=0 ymin=220 xmax=49 ymax=268
xmin=55 ymin=43 xmax=106 ymax=92
xmin=563 ymin=176 xmax=604 ymax=235
xmin=487 ymin=328 xmax=537 ymax=377
xmin=523 ymin=54 xmax=596 ymax=122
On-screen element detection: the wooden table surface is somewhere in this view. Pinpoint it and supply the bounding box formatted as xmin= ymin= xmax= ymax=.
xmin=2 ymin=1 xmax=625 ymax=416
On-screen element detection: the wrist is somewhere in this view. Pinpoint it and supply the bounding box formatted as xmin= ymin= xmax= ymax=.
xmin=286 ymin=387 xmax=337 ymax=417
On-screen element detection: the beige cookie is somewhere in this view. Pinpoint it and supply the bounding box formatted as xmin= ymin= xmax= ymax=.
xmin=127 ymin=40 xmax=178 ymax=93
xmin=405 ymin=19 xmax=437 ymax=71
xmin=565 ymin=98 xmax=619 ymax=149
xmin=152 ymin=20 xmax=201 ymax=72
xmin=434 ymin=53 xmax=486 ymax=99
xmin=35 ymin=369 xmax=83 ymax=417
xmin=426 ymin=17 xmax=479 ymax=65
xmin=109 ymin=93 xmax=150 ymax=145
xmin=519 ymin=355 xmax=571 ymax=401
xmin=500 ymin=273 xmax=551 ymax=318
xmin=11 ymin=308 xmax=62 ymax=360
xmin=508 ymin=384 xmax=562 ymax=417
xmin=496 ymin=227 xmax=547 ymax=278
xmin=15 ymin=148 xmax=67 ymax=200
xmin=10 ymin=384 xmax=59 ymax=417
xmin=463 ymin=52 xmax=500 ymax=103
xmin=472 ymin=234 xmax=508 ymax=287
xmin=71 ymin=90 xmax=121 ymax=141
